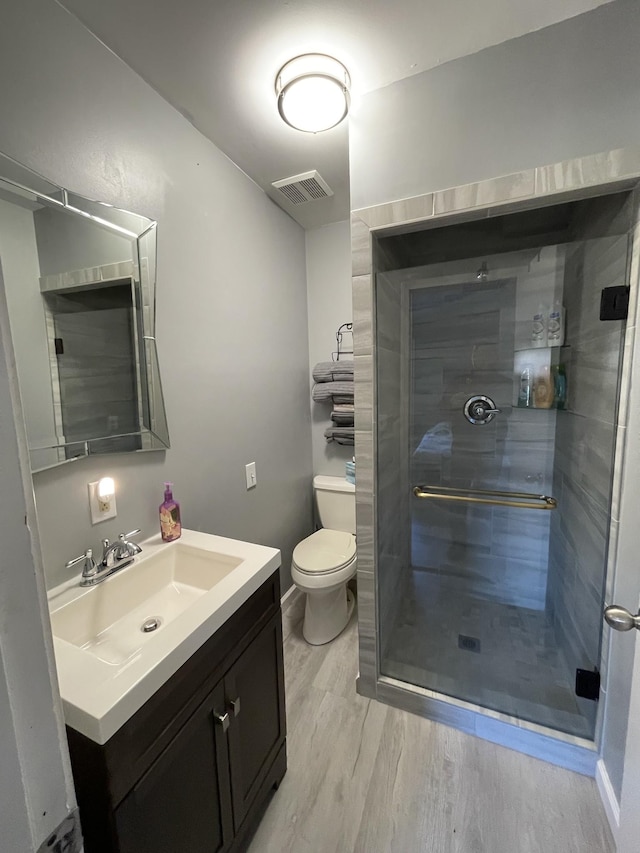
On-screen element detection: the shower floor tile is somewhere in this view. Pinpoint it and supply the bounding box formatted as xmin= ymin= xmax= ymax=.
xmin=381 ymin=568 xmax=592 ymax=738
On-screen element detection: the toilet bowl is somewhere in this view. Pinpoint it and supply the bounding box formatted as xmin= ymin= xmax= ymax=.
xmin=291 ymin=476 xmax=357 ymax=645
xmin=292 ymin=529 xmax=357 ymax=645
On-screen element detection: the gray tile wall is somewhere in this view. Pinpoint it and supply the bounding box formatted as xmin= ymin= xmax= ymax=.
xmin=375 ymin=274 xmax=410 ymax=657
xmin=407 ymin=276 xmax=555 ymax=612
xmin=547 ymin=229 xmax=628 ymax=732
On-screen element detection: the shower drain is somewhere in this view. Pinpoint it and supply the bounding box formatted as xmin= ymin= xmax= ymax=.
xmin=458 ymin=634 xmax=481 ymax=653
xmin=141 ymin=616 xmax=162 ymax=633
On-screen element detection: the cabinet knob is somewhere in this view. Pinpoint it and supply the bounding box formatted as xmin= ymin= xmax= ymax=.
xmin=230 ymin=697 xmax=241 ymax=717
xmin=214 ymin=711 xmax=230 ymax=732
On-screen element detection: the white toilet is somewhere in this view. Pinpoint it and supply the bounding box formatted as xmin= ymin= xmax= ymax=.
xmin=291 ymin=475 xmax=357 ymax=645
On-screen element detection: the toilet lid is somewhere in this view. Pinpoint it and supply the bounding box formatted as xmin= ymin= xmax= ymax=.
xmin=292 ymin=529 xmax=356 ymax=574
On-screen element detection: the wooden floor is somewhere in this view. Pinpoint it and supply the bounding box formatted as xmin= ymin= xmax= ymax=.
xmin=247 ymin=592 xmax=615 ymax=853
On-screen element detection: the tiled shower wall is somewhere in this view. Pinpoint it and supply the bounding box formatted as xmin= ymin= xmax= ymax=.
xmin=548 ymin=196 xmax=632 ymax=724
xmin=375 ymin=276 xmax=410 ymax=656
xmin=408 ymin=277 xmax=552 ymax=611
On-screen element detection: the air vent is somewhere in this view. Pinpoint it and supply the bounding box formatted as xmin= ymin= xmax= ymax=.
xmin=272 ymin=170 xmax=333 ymax=205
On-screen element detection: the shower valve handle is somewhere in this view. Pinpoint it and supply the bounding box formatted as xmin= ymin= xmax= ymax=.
xmin=464 ymin=395 xmax=501 ymax=425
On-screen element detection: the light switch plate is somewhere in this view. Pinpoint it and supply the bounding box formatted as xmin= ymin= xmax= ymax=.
xmin=245 ymin=462 xmax=257 ymax=490
xmin=88 ymin=480 xmax=117 ymax=524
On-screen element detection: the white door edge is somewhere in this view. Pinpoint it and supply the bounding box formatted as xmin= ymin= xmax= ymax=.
xmin=596 ymin=758 xmax=620 ymax=844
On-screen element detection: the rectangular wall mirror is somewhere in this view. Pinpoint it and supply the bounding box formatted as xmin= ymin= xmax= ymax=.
xmin=0 ymin=151 xmax=170 ymax=471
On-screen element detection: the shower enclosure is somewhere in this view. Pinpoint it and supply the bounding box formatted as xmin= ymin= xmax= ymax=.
xmin=357 ymin=184 xmax=638 ymax=765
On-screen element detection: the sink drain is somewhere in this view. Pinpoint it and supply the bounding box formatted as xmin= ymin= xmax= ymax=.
xmin=141 ymin=617 xmax=162 ymax=633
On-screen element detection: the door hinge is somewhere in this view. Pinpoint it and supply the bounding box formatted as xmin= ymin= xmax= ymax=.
xmin=600 ymin=285 xmax=629 ymax=321
xmin=575 ymin=668 xmax=600 ymax=701
xmin=54 ymin=337 xmax=64 ymax=355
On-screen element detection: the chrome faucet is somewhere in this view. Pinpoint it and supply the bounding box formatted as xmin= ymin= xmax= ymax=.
xmin=66 ymin=528 xmax=142 ymax=587
xmin=101 ymin=529 xmax=143 ymax=568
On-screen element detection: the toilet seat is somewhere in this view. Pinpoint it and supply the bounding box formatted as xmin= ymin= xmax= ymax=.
xmin=292 ymin=529 xmax=356 ymax=575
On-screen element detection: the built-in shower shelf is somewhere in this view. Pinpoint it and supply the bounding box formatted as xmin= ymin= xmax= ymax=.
xmin=513 ymin=344 xmax=571 ymax=353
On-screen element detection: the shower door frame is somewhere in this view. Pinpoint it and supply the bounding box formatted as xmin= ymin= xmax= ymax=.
xmin=352 ymin=145 xmax=640 ymax=777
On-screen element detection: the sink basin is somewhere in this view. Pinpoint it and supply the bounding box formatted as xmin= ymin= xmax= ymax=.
xmin=48 ymin=530 xmax=280 ymax=743
xmin=50 ymin=544 xmax=242 ymax=666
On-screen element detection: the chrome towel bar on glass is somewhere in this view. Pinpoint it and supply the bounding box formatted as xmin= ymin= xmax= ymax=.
xmin=412 ymin=484 xmax=557 ymax=510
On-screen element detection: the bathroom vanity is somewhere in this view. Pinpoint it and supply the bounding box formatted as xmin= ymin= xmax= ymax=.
xmin=49 ymin=531 xmax=286 ymax=853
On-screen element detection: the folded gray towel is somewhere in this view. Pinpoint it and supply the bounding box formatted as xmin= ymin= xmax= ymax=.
xmin=331 ymin=411 xmax=355 ymax=425
xmin=312 ymin=381 xmax=354 ymax=402
xmin=313 ymin=360 xmax=354 ymax=383
xmin=324 ymin=426 xmax=355 ymax=445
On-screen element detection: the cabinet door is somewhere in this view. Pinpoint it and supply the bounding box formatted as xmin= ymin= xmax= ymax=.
xmin=115 ymin=680 xmax=234 ymax=853
xmin=225 ymin=613 xmax=286 ymax=831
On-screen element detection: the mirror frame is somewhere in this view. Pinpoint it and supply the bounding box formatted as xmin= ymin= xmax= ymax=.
xmin=0 ymin=152 xmax=170 ymax=471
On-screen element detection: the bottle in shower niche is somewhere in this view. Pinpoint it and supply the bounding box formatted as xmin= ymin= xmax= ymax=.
xmin=159 ymin=482 xmax=182 ymax=542
xmin=533 ymin=365 xmax=554 ymax=409
xmin=531 ymin=303 xmax=547 ymax=347
xmin=517 ymin=365 xmax=533 ymax=408
xmin=547 ymin=299 xmax=565 ymax=346
xmin=553 ymin=363 xmax=567 ymax=410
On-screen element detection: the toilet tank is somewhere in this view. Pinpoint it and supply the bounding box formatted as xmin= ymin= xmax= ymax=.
xmin=313 ymin=475 xmax=356 ymax=534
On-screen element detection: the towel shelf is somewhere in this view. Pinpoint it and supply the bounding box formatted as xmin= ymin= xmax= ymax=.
xmin=332 ymin=322 xmax=353 ymax=362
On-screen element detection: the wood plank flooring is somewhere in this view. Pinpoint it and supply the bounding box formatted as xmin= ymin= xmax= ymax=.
xmin=248 ymin=592 xmax=614 ymax=853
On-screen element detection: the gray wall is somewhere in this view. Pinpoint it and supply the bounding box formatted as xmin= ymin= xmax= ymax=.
xmin=0 ymin=0 xmax=313 ymax=593
xmin=305 ymin=220 xmax=353 ymax=478
xmin=350 ymin=0 xmax=640 ymax=211
xmin=0 ymin=199 xmax=57 ymax=447
xmin=34 ymin=205 xmax=134 ymax=278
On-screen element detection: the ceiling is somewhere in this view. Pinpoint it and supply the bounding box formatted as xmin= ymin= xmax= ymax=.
xmin=59 ymin=0 xmax=612 ymax=230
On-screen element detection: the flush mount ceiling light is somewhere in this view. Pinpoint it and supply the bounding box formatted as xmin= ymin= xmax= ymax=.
xmin=275 ymin=54 xmax=351 ymax=133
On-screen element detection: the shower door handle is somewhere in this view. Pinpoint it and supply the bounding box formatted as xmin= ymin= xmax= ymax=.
xmin=604 ymin=605 xmax=640 ymax=632
xmin=412 ymin=485 xmax=557 ymax=510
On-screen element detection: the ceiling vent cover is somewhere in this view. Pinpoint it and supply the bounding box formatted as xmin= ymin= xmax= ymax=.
xmin=272 ymin=170 xmax=333 ymax=205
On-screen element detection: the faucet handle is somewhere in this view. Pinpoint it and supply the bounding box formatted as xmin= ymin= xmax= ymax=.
xmin=65 ymin=548 xmax=98 ymax=579
xmin=116 ymin=528 xmax=142 ymax=559
xmin=123 ymin=528 xmax=141 ymax=540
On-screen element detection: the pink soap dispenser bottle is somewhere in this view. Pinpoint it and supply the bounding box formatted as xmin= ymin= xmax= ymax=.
xmin=159 ymin=482 xmax=182 ymax=542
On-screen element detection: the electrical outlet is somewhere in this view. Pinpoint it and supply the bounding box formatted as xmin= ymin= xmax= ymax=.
xmin=88 ymin=480 xmax=117 ymax=524
xmin=245 ymin=462 xmax=257 ymax=490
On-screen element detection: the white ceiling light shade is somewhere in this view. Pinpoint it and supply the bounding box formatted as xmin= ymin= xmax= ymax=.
xmin=275 ymin=54 xmax=351 ymax=133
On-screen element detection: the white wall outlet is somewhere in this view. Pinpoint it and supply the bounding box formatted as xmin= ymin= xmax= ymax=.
xmin=245 ymin=462 xmax=257 ymax=490
xmin=88 ymin=480 xmax=117 ymax=524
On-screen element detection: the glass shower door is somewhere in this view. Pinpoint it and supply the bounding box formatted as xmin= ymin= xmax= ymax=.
xmin=377 ymin=226 xmax=627 ymax=739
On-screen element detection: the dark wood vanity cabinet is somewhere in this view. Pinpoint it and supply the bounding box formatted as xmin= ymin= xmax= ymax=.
xmin=67 ymin=571 xmax=286 ymax=853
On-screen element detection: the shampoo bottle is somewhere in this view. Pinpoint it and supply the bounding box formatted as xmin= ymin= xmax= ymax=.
xmin=553 ymin=363 xmax=567 ymax=410
xmin=159 ymin=482 xmax=182 ymax=542
xmin=532 ymin=303 xmax=547 ymax=347
xmin=517 ymin=366 xmax=533 ymax=408
xmin=533 ymin=366 xmax=554 ymax=409
xmin=547 ymin=299 xmax=565 ymax=346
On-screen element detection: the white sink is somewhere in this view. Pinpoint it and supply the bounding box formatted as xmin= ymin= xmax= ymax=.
xmin=48 ymin=530 xmax=280 ymax=743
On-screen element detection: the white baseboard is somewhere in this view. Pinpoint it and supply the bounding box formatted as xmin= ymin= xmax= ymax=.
xmin=280 ymin=583 xmax=301 ymax=612
xmin=596 ymin=758 xmax=620 ymax=843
